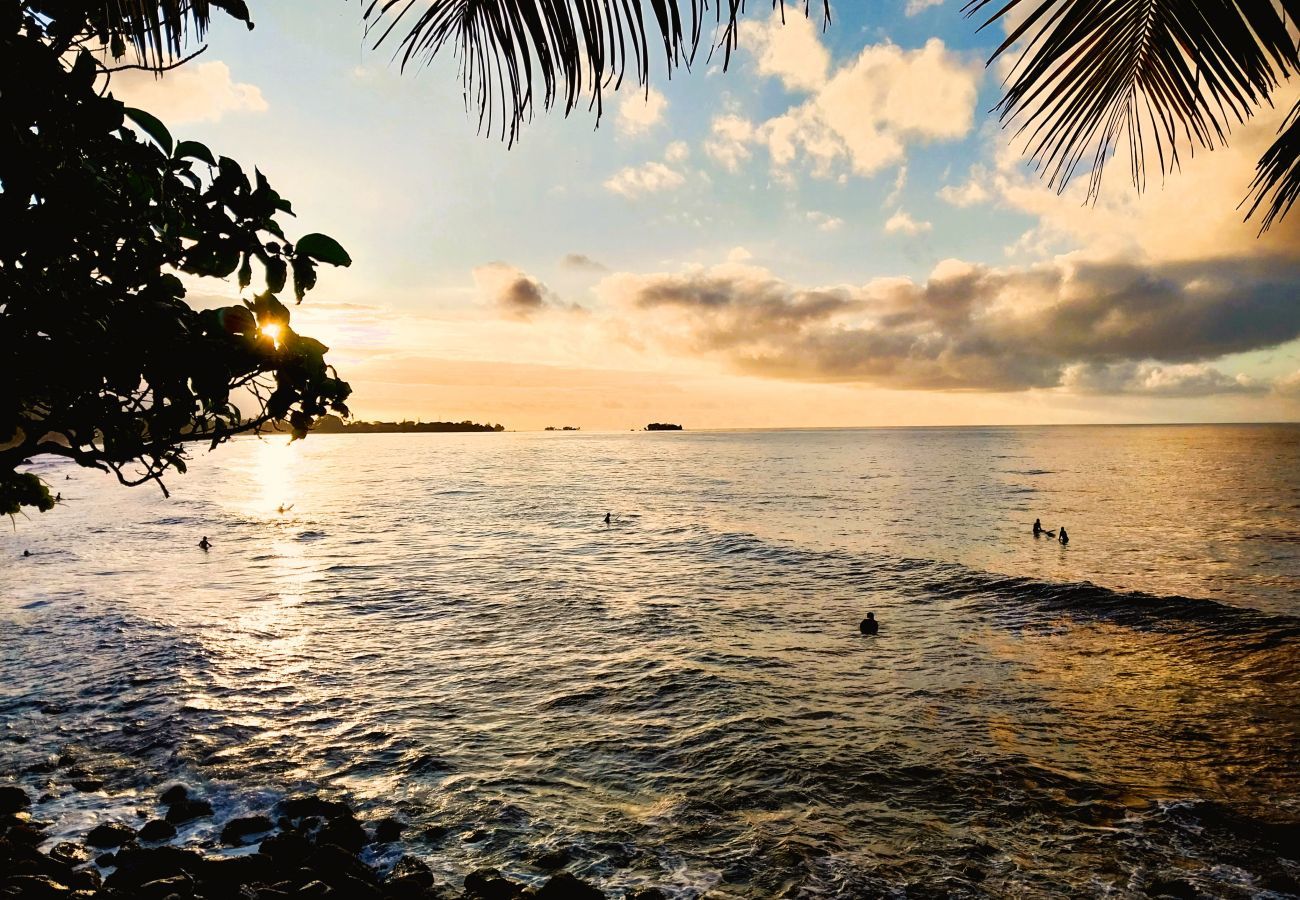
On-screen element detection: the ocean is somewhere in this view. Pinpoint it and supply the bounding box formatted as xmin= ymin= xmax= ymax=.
xmin=3 ymin=425 xmax=1299 ymax=897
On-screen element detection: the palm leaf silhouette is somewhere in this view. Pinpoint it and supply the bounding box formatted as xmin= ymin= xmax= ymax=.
xmin=30 ymin=0 xmax=252 ymax=67
xmin=966 ymin=0 xmax=1300 ymax=229
xmin=361 ymin=0 xmax=827 ymax=144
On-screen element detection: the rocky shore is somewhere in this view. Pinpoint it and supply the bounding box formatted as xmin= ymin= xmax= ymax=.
xmin=0 ymin=783 xmax=667 ymax=900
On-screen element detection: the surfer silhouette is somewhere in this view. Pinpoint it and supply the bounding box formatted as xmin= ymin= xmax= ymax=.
xmin=1058 ymin=527 xmax=1069 ymax=545
xmin=859 ymin=612 xmax=879 ymax=635
xmin=198 ymin=536 xmax=211 ymax=551
xmin=1033 ymin=518 xmax=1055 ymax=538
xmin=604 ymin=512 xmax=611 ymax=525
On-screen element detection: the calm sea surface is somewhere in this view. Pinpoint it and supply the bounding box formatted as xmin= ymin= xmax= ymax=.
xmin=3 ymin=425 xmax=1299 ymax=897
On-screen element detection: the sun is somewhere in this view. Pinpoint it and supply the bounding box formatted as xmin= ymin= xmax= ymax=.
xmin=261 ymin=322 xmax=284 ymax=345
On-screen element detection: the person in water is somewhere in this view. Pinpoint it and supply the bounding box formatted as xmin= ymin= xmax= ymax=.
xmin=859 ymin=612 xmax=879 ymax=635
xmin=1033 ymin=518 xmax=1042 ymax=535
xmin=604 ymin=512 xmax=611 ymax=525
xmin=1058 ymin=527 xmax=1069 ymax=545
xmin=198 ymin=536 xmax=211 ymax=551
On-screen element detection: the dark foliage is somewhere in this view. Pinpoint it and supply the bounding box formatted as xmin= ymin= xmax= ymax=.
xmin=0 ymin=5 xmax=352 ymax=514
xmin=968 ymin=0 xmax=1300 ymax=230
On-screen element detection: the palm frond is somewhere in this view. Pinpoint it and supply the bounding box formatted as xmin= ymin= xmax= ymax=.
xmin=363 ymin=0 xmax=829 ymax=143
xmin=29 ymin=0 xmax=252 ymax=68
xmin=967 ymin=0 xmax=1300 ymax=206
xmin=1244 ymin=98 xmax=1300 ymax=232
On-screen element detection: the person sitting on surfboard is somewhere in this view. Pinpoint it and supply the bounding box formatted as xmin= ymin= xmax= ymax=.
xmin=1033 ymin=519 xmax=1055 ymax=538
xmin=859 ymin=613 xmax=879 ymax=635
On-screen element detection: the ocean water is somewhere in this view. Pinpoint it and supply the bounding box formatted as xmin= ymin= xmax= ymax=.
xmin=2 ymin=425 xmax=1299 ymax=898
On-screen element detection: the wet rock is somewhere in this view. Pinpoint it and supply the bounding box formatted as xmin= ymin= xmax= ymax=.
xmin=2 ymin=874 xmax=73 ymax=898
xmin=165 ymin=798 xmax=214 ymax=824
xmin=279 ymin=795 xmax=352 ymax=821
xmin=536 ymin=872 xmax=605 ymax=900
xmin=388 ymin=855 xmax=434 ymax=889
xmin=372 ymin=816 xmax=404 ymax=843
xmin=103 ymin=846 xmax=206 ymax=892
xmin=202 ymin=851 xmax=274 ymax=891
xmin=463 ymin=867 xmax=524 ymax=900
xmin=135 ymin=873 xmax=194 ymax=899
xmin=70 ymin=779 xmax=104 ymax=793
xmin=533 ymin=847 xmax=571 ymax=871
xmin=94 ymin=851 xmax=117 ymax=867
xmin=6 ymin=822 xmax=48 ymax=845
xmin=420 ymin=825 xmax=448 ymax=845
xmin=0 ymin=785 xmax=31 ymax=814
xmin=159 ymin=785 xmax=189 ymax=806
xmin=462 ymin=828 xmax=492 ymax=843
xmin=86 ymin=822 xmax=135 ymax=848
xmin=307 ymin=842 xmax=378 ymax=886
xmin=259 ymin=831 xmax=312 ymax=867
xmin=1148 ymin=877 xmax=1200 ymax=900
xmin=221 ymin=815 xmax=274 ymax=845
xmin=626 ymin=890 xmax=668 ymax=900
xmin=316 ymin=815 xmax=368 ymax=853
xmin=298 ymin=880 xmax=333 ymax=897
xmin=49 ymin=842 xmax=90 ymax=866
xmin=138 ymin=819 xmax=177 ymax=842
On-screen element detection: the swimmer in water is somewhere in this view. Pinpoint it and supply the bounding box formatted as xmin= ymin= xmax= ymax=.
xmin=1033 ymin=518 xmax=1042 ymax=536
xmin=1058 ymin=527 xmax=1069 ymax=545
xmin=23 ymin=550 xmax=31 ymax=557
xmin=604 ymin=512 xmax=611 ymax=525
xmin=198 ymin=536 xmax=211 ymax=551
xmin=859 ymin=612 xmax=879 ymax=635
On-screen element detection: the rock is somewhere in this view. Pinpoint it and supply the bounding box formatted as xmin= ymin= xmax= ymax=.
xmin=103 ymin=846 xmax=206 ymax=892
xmin=94 ymin=852 xmax=117 ymax=867
xmin=420 ymin=825 xmax=448 ymax=845
xmin=388 ymin=855 xmax=434 ymax=889
xmin=0 ymin=785 xmax=31 ymax=814
xmin=6 ymin=822 xmax=48 ymax=845
xmin=135 ymin=873 xmax=193 ymax=899
xmin=316 ymin=815 xmax=368 ymax=853
xmin=86 ymin=822 xmax=135 ymax=848
xmin=138 ymin=819 xmax=177 ymax=842
xmin=307 ymin=842 xmax=377 ymax=886
xmin=536 ymin=872 xmax=605 ymax=900
xmin=278 ymin=795 xmax=352 ymax=821
xmin=1148 ymin=877 xmax=1200 ymax=900
xmin=533 ymin=847 xmax=571 ymax=871
xmin=202 ymin=852 xmax=273 ymax=891
xmin=372 ymin=817 xmax=404 ymax=843
xmin=159 ymin=785 xmax=189 ymax=806
xmin=1 ymin=874 xmax=73 ymax=898
xmin=49 ymin=842 xmax=90 ymax=866
xmin=626 ymin=890 xmax=668 ymax=900
xmin=463 ymin=867 xmax=524 ymax=900
xmin=462 ymin=828 xmax=492 ymax=843
xmin=70 ymin=779 xmax=104 ymax=793
xmin=164 ymin=799 xmax=213 ymax=824
xmin=259 ymin=832 xmax=312 ymax=867
xmin=298 ymin=880 xmax=333 ymax=898
xmin=220 ymin=815 xmax=274 ymax=845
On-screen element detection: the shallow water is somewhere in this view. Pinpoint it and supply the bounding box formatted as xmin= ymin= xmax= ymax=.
xmin=3 ymin=425 xmax=1299 ymax=897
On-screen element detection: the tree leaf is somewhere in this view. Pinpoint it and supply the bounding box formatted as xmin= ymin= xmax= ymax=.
xmin=294 ymin=233 xmax=352 ymax=267
xmin=174 ymin=139 xmax=217 ymax=166
xmin=124 ymin=107 xmax=174 ymax=155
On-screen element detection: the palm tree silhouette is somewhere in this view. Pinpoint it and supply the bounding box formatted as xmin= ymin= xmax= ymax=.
xmin=49 ymin=0 xmax=1300 ymax=228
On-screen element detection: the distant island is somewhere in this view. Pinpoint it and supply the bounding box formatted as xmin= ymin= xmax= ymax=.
xmin=645 ymin=423 xmax=683 ymax=431
xmin=312 ymin=415 xmax=504 ymax=433
xmin=544 ymin=426 xmax=581 ymax=431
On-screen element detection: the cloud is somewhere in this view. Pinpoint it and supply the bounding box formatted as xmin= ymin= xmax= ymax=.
xmin=597 ymin=255 xmax=1300 ymax=392
xmin=560 ymin=253 xmax=609 ymax=273
xmin=732 ymin=36 xmax=980 ymax=180
xmin=109 ymin=61 xmax=267 ymax=124
xmin=604 ymin=161 xmax=686 ymax=198
xmin=905 ymin=0 xmax=946 ymax=14
xmin=616 ymin=87 xmax=668 ymax=136
xmin=938 ymin=166 xmax=992 ymax=206
xmin=884 ymin=209 xmax=932 ymax=235
xmin=1276 ymin=370 xmax=1300 ymax=398
xmin=743 ymin=8 xmax=831 ymax=91
xmin=664 ymin=141 xmax=690 ymax=163
xmin=704 ymin=115 xmax=756 ymax=172
xmin=806 ymin=211 xmax=845 ymax=232
xmin=1060 ymin=362 xmax=1266 ymax=397
xmin=884 ymin=165 xmax=908 ymax=206
xmin=473 ymin=263 xmax=553 ymax=318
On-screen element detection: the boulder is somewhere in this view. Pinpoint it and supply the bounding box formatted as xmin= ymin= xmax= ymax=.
xmin=536 ymin=872 xmax=605 ymax=900
xmin=48 ymin=842 xmax=90 ymax=866
xmin=463 ymin=867 xmax=523 ymax=900
xmin=1 ymin=874 xmax=73 ymax=899
xmin=220 ymin=815 xmax=274 ymax=845
xmin=533 ymin=847 xmax=571 ymax=871
xmin=70 ymin=779 xmax=104 ymax=793
xmin=372 ymin=817 xmax=404 ymax=843
xmin=316 ymin=816 xmax=368 ymax=853
xmin=103 ymin=846 xmax=206 ymax=892
xmin=278 ymin=795 xmax=352 ymax=821
xmin=201 ymin=852 xmax=274 ymax=891
xmin=138 ymin=819 xmax=177 ymax=842
xmin=85 ymin=822 xmax=135 ymax=848
xmin=0 ymin=785 xmax=31 ymax=814
xmin=259 ymin=831 xmax=312 ymax=867
xmin=164 ymin=799 xmax=213 ymax=824
xmin=135 ymin=873 xmax=194 ymax=899
xmin=159 ymin=785 xmax=189 ymax=806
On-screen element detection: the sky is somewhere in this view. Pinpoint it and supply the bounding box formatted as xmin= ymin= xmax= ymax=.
xmin=109 ymin=1 xmax=1300 ymax=429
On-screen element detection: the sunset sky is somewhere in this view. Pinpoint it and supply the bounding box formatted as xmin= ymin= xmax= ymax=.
xmin=111 ymin=1 xmax=1300 ymax=429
